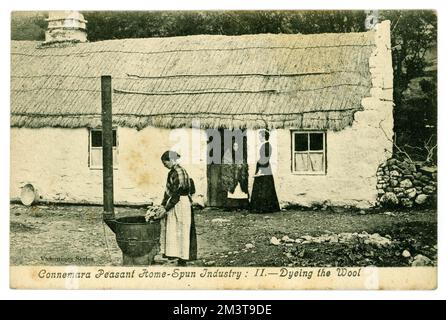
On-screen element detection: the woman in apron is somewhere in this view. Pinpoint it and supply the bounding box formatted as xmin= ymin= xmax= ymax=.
xmin=151 ymin=150 xmax=197 ymax=266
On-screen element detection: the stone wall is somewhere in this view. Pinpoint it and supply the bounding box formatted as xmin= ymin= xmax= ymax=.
xmin=376 ymin=157 xmax=437 ymax=208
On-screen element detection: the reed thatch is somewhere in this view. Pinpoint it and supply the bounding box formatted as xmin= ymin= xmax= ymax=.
xmin=11 ymin=32 xmax=375 ymax=130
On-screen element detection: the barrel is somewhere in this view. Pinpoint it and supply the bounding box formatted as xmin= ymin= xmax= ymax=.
xmin=114 ymin=216 xmax=161 ymax=259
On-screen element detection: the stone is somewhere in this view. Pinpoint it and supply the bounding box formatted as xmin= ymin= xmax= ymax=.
xmin=382 ymin=176 xmax=390 ymax=182
xmin=414 ymin=172 xmax=423 ymax=179
xmin=390 ymin=179 xmax=399 ymax=187
xmin=413 ymin=179 xmax=422 ymax=187
xmin=205 ymin=260 xmax=216 ymax=266
xmin=415 ymin=187 xmax=422 ymax=192
xmin=393 ymin=187 xmax=404 ymax=193
xmin=415 ymin=194 xmax=429 ymax=205
xmin=390 ymin=170 xmax=401 ymax=177
xmin=380 ymin=192 xmax=399 ymax=206
xmin=245 ymin=243 xmax=255 ymax=249
xmin=387 ymin=158 xmax=397 ymax=166
xmin=432 ymin=173 xmax=437 ymax=180
xmin=211 ymin=218 xmax=231 ymax=223
xmin=399 ymin=179 xmax=413 ymax=188
xmin=408 ymin=163 xmax=417 ymax=172
xmin=270 ymin=237 xmax=280 ymax=246
xmin=396 ymin=192 xmax=405 ymax=198
xmin=411 ymin=254 xmax=432 ymax=266
xmin=420 ymin=166 xmax=437 ymax=174
xmin=420 ymin=175 xmax=431 ymax=184
xmin=385 ymin=187 xmax=394 ymax=192
xmin=423 ymin=186 xmax=436 ymax=194
xmin=281 ymin=236 xmax=295 ymax=243
xmin=400 ymin=198 xmax=413 ymax=208
xmin=402 ymin=250 xmax=411 ymax=258
xmin=403 ymin=175 xmax=414 ymax=181
xmin=405 ymin=188 xmax=417 ymax=199
xmin=377 ymin=189 xmax=385 ymax=195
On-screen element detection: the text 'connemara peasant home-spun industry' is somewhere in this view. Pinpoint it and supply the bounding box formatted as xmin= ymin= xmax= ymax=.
xmin=11 ymin=11 xmax=394 ymax=209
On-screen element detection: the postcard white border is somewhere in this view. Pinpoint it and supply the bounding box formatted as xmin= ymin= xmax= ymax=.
xmin=1 ymin=0 xmax=445 ymax=300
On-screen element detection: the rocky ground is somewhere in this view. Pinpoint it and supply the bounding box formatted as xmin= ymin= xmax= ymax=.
xmin=10 ymin=204 xmax=437 ymax=267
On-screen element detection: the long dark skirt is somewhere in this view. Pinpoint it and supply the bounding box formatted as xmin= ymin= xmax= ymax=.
xmin=250 ymin=175 xmax=280 ymax=213
xmin=189 ymin=209 xmax=198 ymax=261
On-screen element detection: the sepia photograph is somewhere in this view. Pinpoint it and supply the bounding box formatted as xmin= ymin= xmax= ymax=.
xmin=9 ymin=9 xmax=437 ymax=289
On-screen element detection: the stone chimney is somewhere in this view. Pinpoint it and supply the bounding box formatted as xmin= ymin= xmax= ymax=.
xmin=364 ymin=10 xmax=379 ymax=30
xmin=45 ymin=11 xmax=87 ymax=43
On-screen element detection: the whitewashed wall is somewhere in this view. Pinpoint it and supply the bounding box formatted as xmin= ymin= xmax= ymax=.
xmin=10 ymin=127 xmax=208 ymax=206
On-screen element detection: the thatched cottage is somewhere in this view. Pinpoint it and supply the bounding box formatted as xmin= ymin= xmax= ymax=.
xmin=10 ymin=13 xmax=394 ymax=208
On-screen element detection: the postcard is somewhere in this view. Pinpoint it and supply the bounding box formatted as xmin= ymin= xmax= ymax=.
xmin=10 ymin=10 xmax=437 ymax=289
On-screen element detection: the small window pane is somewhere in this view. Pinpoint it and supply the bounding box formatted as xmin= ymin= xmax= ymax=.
xmin=308 ymin=153 xmax=324 ymax=172
xmin=310 ymin=133 xmax=324 ymax=151
xmin=91 ymin=130 xmax=102 ymax=147
xmin=294 ymin=153 xmax=308 ymax=171
xmin=112 ymin=130 xmax=117 ymax=147
xmin=90 ymin=149 xmax=118 ymax=168
xmin=91 ymin=130 xmax=117 ymax=147
xmin=113 ymin=149 xmax=118 ymax=165
xmin=294 ymin=133 xmax=308 ymax=151
xmin=90 ymin=148 xmax=102 ymax=167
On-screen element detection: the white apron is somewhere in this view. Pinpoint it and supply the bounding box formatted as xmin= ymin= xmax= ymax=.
xmin=159 ymin=197 xmax=192 ymax=260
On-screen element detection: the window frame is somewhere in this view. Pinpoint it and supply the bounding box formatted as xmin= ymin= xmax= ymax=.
xmin=290 ymin=130 xmax=327 ymax=175
xmin=88 ymin=128 xmax=119 ymax=170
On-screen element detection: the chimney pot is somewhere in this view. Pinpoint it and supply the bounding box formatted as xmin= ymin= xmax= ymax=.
xmin=44 ymin=11 xmax=87 ymax=44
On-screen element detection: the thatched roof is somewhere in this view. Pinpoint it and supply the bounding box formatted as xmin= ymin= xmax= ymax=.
xmin=11 ymin=32 xmax=375 ymax=130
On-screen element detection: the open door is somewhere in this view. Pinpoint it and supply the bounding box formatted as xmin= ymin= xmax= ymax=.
xmin=206 ymin=129 xmax=249 ymax=208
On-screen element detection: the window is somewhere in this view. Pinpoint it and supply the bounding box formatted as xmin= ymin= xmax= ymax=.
xmin=291 ymin=131 xmax=326 ymax=174
xmin=89 ymin=129 xmax=118 ymax=169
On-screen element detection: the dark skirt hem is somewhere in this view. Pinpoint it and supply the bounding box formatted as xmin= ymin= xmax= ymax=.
xmin=250 ymin=174 xmax=280 ymax=213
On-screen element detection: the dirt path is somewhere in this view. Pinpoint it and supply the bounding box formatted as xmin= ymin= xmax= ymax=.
xmin=10 ymin=204 xmax=437 ymax=267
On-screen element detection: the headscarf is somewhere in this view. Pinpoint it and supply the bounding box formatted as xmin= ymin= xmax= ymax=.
xmin=161 ymin=150 xmax=181 ymax=162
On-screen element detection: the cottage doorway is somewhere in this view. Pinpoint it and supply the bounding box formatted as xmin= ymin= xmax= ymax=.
xmin=206 ymin=129 xmax=249 ymax=208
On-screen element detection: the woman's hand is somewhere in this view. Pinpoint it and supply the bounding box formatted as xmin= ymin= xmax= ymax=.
xmin=154 ymin=207 xmax=167 ymax=220
xmin=145 ymin=206 xmax=167 ymax=221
